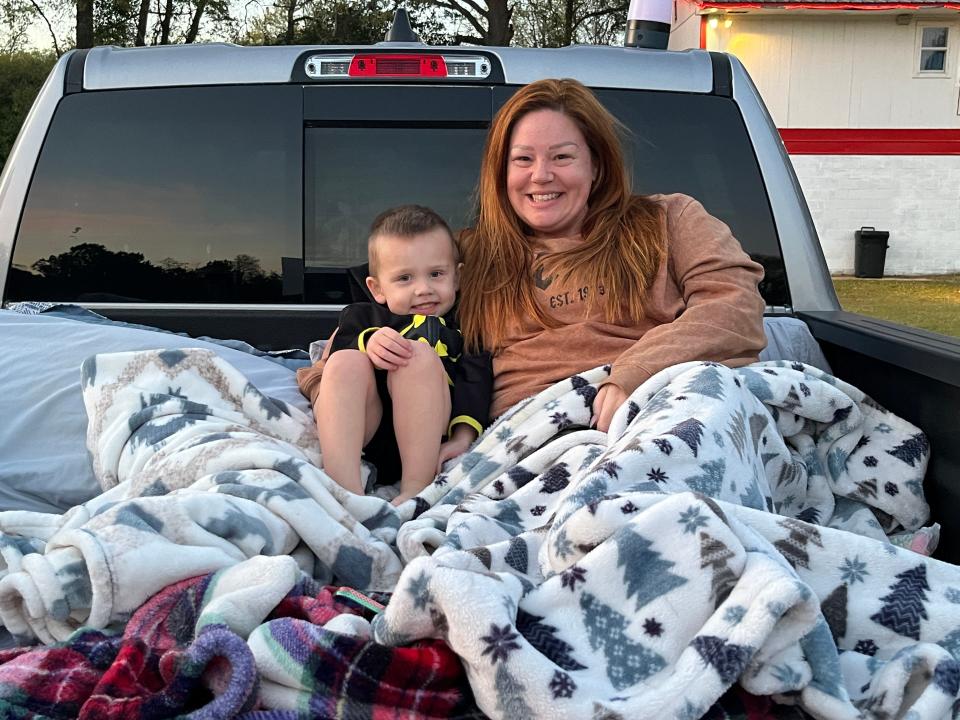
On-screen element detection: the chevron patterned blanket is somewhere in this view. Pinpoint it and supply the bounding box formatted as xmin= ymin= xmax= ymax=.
xmin=0 ymin=348 xmax=955 ymax=719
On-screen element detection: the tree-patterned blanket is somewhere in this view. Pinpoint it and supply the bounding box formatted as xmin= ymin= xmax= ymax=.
xmin=0 ymin=348 xmax=956 ymax=720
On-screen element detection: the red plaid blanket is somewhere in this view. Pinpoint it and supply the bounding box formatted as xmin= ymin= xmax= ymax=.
xmin=0 ymin=572 xmax=481 ymax=719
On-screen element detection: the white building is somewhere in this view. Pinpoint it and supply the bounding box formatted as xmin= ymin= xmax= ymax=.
xmin=670 ymin=0 xmax=960 ymax=275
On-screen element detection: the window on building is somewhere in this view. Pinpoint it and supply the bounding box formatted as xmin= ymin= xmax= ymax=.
xmin=917 ymin=25 xmax=949 ymax=74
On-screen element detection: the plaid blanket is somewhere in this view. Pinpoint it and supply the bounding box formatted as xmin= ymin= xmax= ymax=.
xmin=0 ymin=349 xmax=955 ymax=719
xmin=0 ymin=556 xmax=481 ymax=719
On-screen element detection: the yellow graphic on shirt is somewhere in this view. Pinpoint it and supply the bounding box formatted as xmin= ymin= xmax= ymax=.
xmin=414 ymin=337 xmax=450 ymax=357
xmin=400 ymin=314 xmax=451 ymax=357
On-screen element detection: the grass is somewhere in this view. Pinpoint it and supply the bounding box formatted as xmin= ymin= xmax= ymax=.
xmin=832 ymin=274 xmax=960 ymax=338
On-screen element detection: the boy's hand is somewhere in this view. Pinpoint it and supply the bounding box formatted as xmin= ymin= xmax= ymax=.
xmin=366 ymin=327 xmax=414 ymax=371
xmin=437 ymin=424 xmax=478 ymax=473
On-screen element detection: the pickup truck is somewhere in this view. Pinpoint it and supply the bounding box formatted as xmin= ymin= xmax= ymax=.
xmin=1 ymin=15 xmax=959 ymax=718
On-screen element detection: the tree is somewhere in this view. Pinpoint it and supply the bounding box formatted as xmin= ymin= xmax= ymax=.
xmin=774 ymin=517 xmax=824 ymax=570
xmin=870 ymin=564 xmax=930 ymax=640
xmin=409 ymin=0 xmax=513 ymax=46
xmin=22 ymin=243 xmax=283 ymax=302
xmin=29 ymin=242 xmax=167 ymax=300
xmin=184 ymin=0 xmax=209 ymax=42
xmin=33 ymin=243 xmax=150 ymax=281
xmin=1 ymin=0 xmax=65 ymax=54
xmin=579 ymin=592 xmax=666 ymax=690
xmin=684 ymin=364 xmax=726 ymax=401
xmin=232 ymin=253 xmax=265 ymax=283
xmin=94 ymin=0 xmax=139 ymax=45
xmin=0 ymin=51 xmax=57 ymax=172
xmin=239 ymin=0 xmax=397 ymax=46
xmin=0 ymin=0 xmax=32 ymax=52
xmin=77 ymin=0 xmax=93 ymax=47
xmin=614 ymin=527 xmax=687 ymax=611
xmin=821 ymin=583 xmax=848 ymax=641
xmin=87 ymin=0 xmax=234 ymax=47
xmin=513 ymin=0 xmax=627 ymax=47
xmin=685 ymin=458 xmax=726 ymax=496
xmin=134 ymin=0 xmax=149 ymax=44
xmin=699 ymin=531 xmax=736 ymax=608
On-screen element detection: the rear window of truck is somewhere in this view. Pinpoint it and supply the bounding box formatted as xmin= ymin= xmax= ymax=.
xmin=7 ymin=83 xmax=787 ymax=307
xmin=8 ymin=86 xmax=303 ymax=304
xmin=591 ymin=88 xmax=786 ymax=305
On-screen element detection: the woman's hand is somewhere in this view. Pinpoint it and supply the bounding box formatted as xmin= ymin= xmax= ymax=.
xmin=437 ymin=424 xmax=478 ymax=473
xmin=591 ymin=383 xmax=628 ymax=433
xmin=365 ymin=327 xmax=414 ymax=371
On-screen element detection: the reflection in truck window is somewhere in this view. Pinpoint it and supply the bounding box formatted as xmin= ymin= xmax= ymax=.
xmin=9 ymin=86 xmax=302 ymax=303
xmin=303 ymin=126 xmax=485 ymax=304
xmin=494 ymin=86 xmax=789 ymax=307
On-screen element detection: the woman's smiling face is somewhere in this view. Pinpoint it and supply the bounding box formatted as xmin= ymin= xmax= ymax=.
xmin=506 ymin=109 xmax=596 ymax=238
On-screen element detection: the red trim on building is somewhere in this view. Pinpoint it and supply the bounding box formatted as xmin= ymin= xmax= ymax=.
xmin=698 ymin=1 xmax=935 ymax=7
xmin=779 ymin=128 xmax=960 ymax=154
xmin=700 ymin=15 xmax=707 ymax=47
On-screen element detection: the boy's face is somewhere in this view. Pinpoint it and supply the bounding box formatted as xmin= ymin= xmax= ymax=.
xmin=366 ymin=228 xmax=459 ymax=316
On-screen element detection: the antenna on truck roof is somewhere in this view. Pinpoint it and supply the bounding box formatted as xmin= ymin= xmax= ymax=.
xmin=624 ymin=0 xmax=671 ymax=50
xmin=384 ymin=7 xmax=421 ymax=43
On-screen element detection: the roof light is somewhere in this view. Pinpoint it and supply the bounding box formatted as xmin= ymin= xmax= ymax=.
xmin=303 ymin=54 xmax=491 ymax=79
xmin=306 ymin=56 xmax=353 ymax=76
xmin=624 ymin=0 xmax=672 ymax=50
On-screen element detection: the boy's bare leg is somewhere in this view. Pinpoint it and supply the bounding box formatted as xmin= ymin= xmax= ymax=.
xmin=387 ymin=342 xmax=450 ymax=505
xmin=316 ymin=350 xmax=382 ymax=496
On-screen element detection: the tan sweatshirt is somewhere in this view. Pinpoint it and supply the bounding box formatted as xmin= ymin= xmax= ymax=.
xmin=488 ymin=193 xmax=767 ymax=418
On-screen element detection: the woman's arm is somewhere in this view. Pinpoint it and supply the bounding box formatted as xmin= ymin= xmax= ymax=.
xmin=605 ymin=195 xmax=767 ymax=400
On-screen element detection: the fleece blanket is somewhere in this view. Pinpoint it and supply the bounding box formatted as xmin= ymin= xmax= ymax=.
xmin=0 ymin=348 xmax=956 ymax=720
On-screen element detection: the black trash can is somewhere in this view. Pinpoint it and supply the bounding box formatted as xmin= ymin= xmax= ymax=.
xmin=854 ymin=227 xmax=890 ymax=278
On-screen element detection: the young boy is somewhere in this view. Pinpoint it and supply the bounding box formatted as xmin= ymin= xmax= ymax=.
xmin=311 ymin=205 xmax=491 ymax=505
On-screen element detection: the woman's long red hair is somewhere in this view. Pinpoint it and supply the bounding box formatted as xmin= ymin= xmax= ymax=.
xmin=458 ymin=78 xmax=666 ymax=352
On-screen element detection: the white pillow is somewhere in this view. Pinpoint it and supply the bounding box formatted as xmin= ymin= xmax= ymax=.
xmin=0 ymin=310 xmax=312 ymax=513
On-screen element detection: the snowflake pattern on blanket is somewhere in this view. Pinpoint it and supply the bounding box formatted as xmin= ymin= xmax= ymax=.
xmin=0 ymin=349 xmax=956 ymax=720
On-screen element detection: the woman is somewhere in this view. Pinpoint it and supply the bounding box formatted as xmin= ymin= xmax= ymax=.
xmin=457 ymin=78 xmax=767 ymax=431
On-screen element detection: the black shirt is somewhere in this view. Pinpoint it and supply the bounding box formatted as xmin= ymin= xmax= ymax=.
xmin=329 ymin=302 xmax=492 ymax=435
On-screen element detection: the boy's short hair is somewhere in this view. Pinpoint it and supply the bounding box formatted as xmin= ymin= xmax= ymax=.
xmin=368 ymin=205 xmax=457 ymax=275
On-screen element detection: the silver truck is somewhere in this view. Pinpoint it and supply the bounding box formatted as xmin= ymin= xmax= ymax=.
xmin=2 ymin=18 xmax=959 ymax=562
